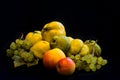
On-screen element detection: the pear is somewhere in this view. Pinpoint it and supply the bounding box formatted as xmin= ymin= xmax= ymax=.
xmin=84 ymin=40 xmax=101 ymax=56
xmin=68 ymin=39 xmax=84 ymax=55
xmin=50 ymin=36 xmax=70 ymax=53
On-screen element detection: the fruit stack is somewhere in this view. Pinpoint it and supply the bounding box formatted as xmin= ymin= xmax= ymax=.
xmin=6 ymin=21 xmax=108 ymax=75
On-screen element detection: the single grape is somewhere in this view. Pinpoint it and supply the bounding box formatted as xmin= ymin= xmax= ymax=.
xmin=10 ymin=42 xmax=17 ymax=50
xmin=75 ymin=54 xmax=80 ymax=60
xmin=81 ymin=57 xmax=86 ymax=61
xmin=89 ymin=64 xmax=95 ymax=70
xmin=14 ymin=50 xmax=19 ymax=55
xmin=91 ymin=66 xmax=96 ymax=72
xmin=86 ymin=58 xmax=91 ymax=64
xmin=91 ymin=57 xmax=97 ymax=64
xmin=84 ymin=66 xmax=90 ymax=72
xmin=6 ymin=49 xmax=14 ymax=57
xmin=101 ymin=59 xmax=108 ymax=66
xmin=97 ymin=57 xmax=103 ymax=65
xmin=96 ymin=64 xmax=101 ymax=69
xmin=69 ymin=54 xmax=75 ymax=60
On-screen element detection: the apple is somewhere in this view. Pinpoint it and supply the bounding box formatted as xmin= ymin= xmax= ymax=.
xmin=56 ymin=57 xmax=76 ymax=75
xmin=43 ymin=48 xmax=66 ymax=69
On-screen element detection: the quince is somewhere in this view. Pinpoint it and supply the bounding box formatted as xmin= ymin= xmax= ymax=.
xmin=25 ymin=31 xmax=42 ymax=45
xmin=41 ymin=21 xmax=66 ymax=42
xmin=30 ymin=40 xmax=50 ymax=59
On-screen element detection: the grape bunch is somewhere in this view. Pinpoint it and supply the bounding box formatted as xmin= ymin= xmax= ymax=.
xmin=6 ymin=39 xmax=39 ymax=67
xmin=67 ymin=40 xmax=108 ymax=72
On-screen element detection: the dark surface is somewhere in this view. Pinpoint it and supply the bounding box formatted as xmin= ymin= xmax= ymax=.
xmin=0 ymin=1 xmax=114 ymax=80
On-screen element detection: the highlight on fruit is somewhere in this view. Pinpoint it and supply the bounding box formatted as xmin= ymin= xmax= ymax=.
xmin=6 ymin=21 xmax=108 ymax=75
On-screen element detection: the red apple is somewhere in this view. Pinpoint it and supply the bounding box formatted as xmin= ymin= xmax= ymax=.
xmin=56 ymin=57 xmax=76 ymax=75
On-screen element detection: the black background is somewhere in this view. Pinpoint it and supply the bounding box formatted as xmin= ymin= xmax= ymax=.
xmin=0 ymin=0 xmax=114 ymax=80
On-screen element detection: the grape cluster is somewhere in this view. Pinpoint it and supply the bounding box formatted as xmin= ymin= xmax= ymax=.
xmin=69 ymin=54 xmax=107 ymax=72
xmin=6 ymin=39 xmax=39 ymax=67
xmin=67 ymin=40 xmax=108 ymax=72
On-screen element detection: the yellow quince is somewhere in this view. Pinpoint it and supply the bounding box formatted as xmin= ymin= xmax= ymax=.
xmin=41 ymin=21 xmax=66 ymax=42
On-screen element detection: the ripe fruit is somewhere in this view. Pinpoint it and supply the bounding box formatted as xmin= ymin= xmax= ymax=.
xmin=25 ymin=31 xmax=42 ymax=45
xmin=67 ymin=36 xmax=74 ymax=43
xmin=56 ymin=57 xmax=76 ymax=75
xmin=50 ymin=35 xmax=70 ymax=53
xmin=43 ymin=48 xmax=66 ymax=69
xmin=84 ymin=40 xmax=101 ymax=56
xmin=41 ymin=21 xmax=66 ymax=42
xmin=30 ymin=41 xmax=50 ymax=59
xmin=68 ymin=39 xmax=84 ymax=54
xmin=79 ymin=44 xmax=89 ymax=56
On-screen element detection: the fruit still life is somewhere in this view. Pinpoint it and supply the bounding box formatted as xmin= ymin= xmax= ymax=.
xmin=6 ymin=21 xmax=108 ymax=76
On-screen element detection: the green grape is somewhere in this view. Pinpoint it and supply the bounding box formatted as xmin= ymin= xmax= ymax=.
xmin=6 ymin=49 xmax=14 ymax=57
xmin=84 ymin=66 xmax=90 ymax=72
xmin=91 ymin=66 xmax=96 ymax=72
xmin=22 ymin=40 xmax=32 ymax=50
xmin=91 ymin=57 xmax=97 ymax=64
xmin=12 ymin=55 xmax=22 ymax=61
xmin=86 ymin=58 xmax=91 ymax=64
xmin=20 ymin=51 xmax=29 ymax=59
xmin=85 ymin=55 xmax=91 ymax=63
xmin=69 ymin=54 xmax=75 ymax=60
xmin=20 ymin=51 xmax=34 ymax=62
xmin=97 ymin=57 xmax=103 ymax=65
xmin=81 ymin=57 xmax=86 ymax=61
xmin=75 ymin=60 xmax=81 ymax=68
xmin=101 ymin=59 xmax=108 ymax=66
xmin=27 ymin=54 xmax=34 ymax=62
xmin=14 ymin=50 xmax=19 ymax=55
xmin=89 ymin=64 xmax=95 ymax=70
xmin=89 ymin=64 xmax=96 ymax=71
xmin=75 ymin=54 xmax=80 ymax=60
xmin=96 ymin=64 xmax=101 ymax=69
xmin=15 ymin=39 xmax=23 ymax=48
xmin=76 ymin=60 xmax=84 ymax=70
xmin=10 ymin=42 xmax=17 ymax=50
xmin=16 ymin=39 xmax=23 ymax=45
xmin=26 ymin=58 xmax=39 ymax=67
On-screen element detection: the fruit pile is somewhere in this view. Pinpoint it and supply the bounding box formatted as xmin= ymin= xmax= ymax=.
xmin=6 ymin=21 xmax=108 ymax=75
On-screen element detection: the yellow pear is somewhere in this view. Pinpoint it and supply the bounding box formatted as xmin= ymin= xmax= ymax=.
xmin=79 ymin=44 xmax=89 ymax=56
xmin=41 ymin=21 xmax=66 ymax=42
